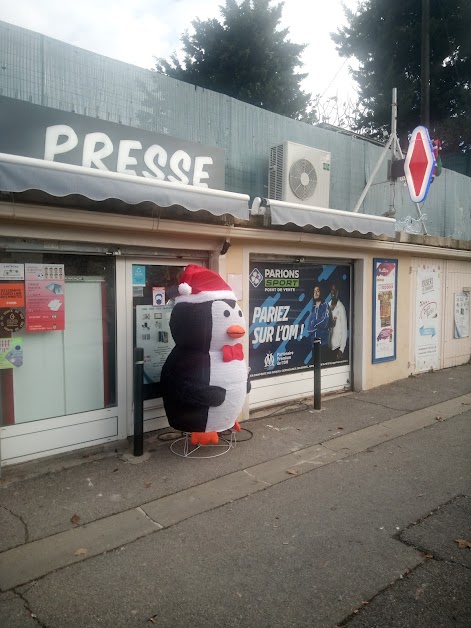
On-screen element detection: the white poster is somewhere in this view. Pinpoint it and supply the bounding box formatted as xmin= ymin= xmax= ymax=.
xmin=136 ymin=305 xmax=174 ymax=383
xmin=0 ymin=263 xmax=24 ymax=280
xmin=454 ymin=293 xmax=470 ymax=338
xmin=416 ymin=270 xmax=441 ymax=371
xmin=152 ymin=287 xmax=166 ymax=306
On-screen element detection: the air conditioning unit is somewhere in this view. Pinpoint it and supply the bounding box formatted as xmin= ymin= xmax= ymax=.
xmin=268 ymin=141 xmax=331 ymax=207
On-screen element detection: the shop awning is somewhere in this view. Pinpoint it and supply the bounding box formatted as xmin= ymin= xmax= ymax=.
xmin=255 ymin=198 xmax=396 ymax=237
xmin=0 ymin=152 xmax=250 ymax=220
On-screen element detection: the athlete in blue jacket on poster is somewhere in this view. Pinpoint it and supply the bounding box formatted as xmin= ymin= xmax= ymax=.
xmin=307 ymin=285 xmax=331 ymax=346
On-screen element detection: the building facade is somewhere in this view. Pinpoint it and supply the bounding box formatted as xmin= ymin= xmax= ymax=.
xmin=0 ymin=22 xmax=470 ymax=467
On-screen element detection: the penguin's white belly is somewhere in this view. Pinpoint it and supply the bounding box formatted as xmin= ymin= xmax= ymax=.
xmin=207 ymin=351 xmax=247 ymax=432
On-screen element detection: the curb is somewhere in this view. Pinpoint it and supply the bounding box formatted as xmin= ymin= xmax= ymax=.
xmin=0 ymin=394 xmax=470 ymax=591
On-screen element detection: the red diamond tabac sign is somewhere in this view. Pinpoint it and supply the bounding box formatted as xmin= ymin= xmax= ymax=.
xmin=404 ymin=126 xmax=436 ymax=203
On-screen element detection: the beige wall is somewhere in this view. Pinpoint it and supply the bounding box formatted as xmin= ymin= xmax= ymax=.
xmin=225 ymin=236 xmax=471 ymax=399
xmin=2 ymin=201 xmax=470 ymax=402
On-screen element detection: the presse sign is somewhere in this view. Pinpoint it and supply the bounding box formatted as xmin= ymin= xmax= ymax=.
xmin=0 ymin=96 xmax=225 ymax=189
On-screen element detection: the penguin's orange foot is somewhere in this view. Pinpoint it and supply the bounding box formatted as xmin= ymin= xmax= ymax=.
xmin=191 ymin=431 xmax=219 ymax=446
xmin=233 ymin=421 xmax=241 ymax=432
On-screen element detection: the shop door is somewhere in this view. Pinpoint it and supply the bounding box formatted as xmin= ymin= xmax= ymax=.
xmin=125 ymin=257 xmax=207 ymax=434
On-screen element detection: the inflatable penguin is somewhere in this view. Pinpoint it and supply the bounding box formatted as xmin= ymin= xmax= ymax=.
xmin=161 ymin=265 xmax=251 ymax=445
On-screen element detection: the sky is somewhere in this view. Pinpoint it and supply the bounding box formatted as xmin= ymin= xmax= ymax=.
xmin=1 ymin=0 xmax=360 ymax=109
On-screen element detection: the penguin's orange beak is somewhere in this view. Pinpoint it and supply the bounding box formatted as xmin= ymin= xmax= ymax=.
xmin=227 ymin=325 xmax=245 ymax=339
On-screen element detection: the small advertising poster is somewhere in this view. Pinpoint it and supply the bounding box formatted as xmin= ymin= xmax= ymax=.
xmin=249 ymin=261 xmax=351 ymax=378
xmin=0 ymin=337 xmax=23 ymax=369
xmin=0 ymin=283 xmax=25 ymax=308
xmin=25 ymin=264 xmax=65 ymax=332
xmin=372 ymin=259 xmax=398 ymax=363
xmin=0 ymin=263 xmax=24 ymax=281
xmin=152 ymin=287 xmax=166 ymax=306
xmin=136 ymin=305 xmax=174 ymax=383
xmin=454 ymin=292 xmax=470 ymax=339
xmin=415 ymin=269 xmax=441 ymax=371
xmin=132 ymin=265 xmax=146 ymax=287
xmin=0 ymin=308 xmax=26 ymax=333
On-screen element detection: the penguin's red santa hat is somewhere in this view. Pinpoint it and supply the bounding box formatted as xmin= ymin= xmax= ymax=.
xmin=176 ymin=264 xmax=236 ymax=304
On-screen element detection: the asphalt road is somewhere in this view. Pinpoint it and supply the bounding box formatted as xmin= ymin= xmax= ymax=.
xmin=1 ymin=410 xmax=469 ymax=628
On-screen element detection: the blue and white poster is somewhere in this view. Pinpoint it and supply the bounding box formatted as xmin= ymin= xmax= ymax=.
xmin=132 ymin=265 xmax=146 ymax=287
xmin=416 ymin=268 xmax=440 ymax=371
xmin=249 ymin=262 xmax=351 ymax=379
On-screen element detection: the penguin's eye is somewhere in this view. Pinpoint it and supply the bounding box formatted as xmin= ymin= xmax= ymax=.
xmin=238 ymin=310 xmax=243 ymax=317
xmin=224 ymin=310 xmax=230 ymax=317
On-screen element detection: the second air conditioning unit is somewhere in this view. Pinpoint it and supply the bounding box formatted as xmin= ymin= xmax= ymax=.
xmin=269 ymin=141 xmax=331 ymax=207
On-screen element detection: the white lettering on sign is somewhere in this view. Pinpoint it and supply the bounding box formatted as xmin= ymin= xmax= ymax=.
xmin=167 ymin=150 xmax=191 ymax=185
xmin=252 ymin=306 xmax=290 ymax=324
xmin=251 ymin=323 xmax=304 ymax=345
xmin=82 ymin=132 xmax=113 ymax=170
xmin=264 ymin=269 xmax=300 ymax=279
xmin=116 ymin=140 xmax=142 ymax=176
xmin=44 ymin=125 xmax=79 ymax=160
xmin=142 ymin=145 xmax=167 ymax=180
xmin=43 ymin=125 xmax=214 ymax=187
xmin=193 ymin=156 xmax=213 ymax=188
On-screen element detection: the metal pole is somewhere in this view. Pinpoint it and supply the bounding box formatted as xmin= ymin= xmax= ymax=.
xmin=391 ymin=91 xmax=428 ymax=235
xmin=391 ymin=88 xmax=398 ymax=158
xmin=353 ymin=134 xmax=394 ymax=213
xmin=388 ymin=88 xmax=399 ymax=217
xmin=313 ymin=337 xmax=322 ymax=410
xmin=133 ymin=347 xmax=144 ymax=457
xmin=421 ymin=0 xmax=430 ymax=129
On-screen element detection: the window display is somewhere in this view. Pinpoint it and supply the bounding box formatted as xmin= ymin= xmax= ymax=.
xmin=132 ymin=264 xmax=185 ymax=401
xmin=0 ymin=253 xmax=116 ymax=426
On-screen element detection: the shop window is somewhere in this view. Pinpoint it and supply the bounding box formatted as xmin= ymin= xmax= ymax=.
xmin=131 ymin=264 xmax=185 ymax=401
xmin=0 ymin=254 xmax=116 ymax=426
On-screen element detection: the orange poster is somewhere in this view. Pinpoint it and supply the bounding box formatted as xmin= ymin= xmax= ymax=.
xmin=0 ymin=283 xmax=25 ymax=308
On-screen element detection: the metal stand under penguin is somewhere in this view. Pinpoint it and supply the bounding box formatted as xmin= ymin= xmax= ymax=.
xmin=169 ymin=429 xmax=238 ymax=459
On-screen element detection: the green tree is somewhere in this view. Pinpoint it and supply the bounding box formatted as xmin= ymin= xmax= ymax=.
xmin=332 ymin=0 xmax=471 ymax=152
xmin=155 ymin=0 xmax=313 ymax=121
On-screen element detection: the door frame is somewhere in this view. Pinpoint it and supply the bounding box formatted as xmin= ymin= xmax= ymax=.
xmin=1 ymin=257 xmax=127 ymax=467
xmin=124 ymin=256 xmax=207 ymax=435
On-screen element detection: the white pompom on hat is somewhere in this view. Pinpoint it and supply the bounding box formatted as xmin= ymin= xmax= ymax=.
xmin=176 ymin=264 xmax=236 ymax=304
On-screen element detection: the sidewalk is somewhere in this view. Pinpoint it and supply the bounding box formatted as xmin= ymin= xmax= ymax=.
xmin=1 ymin=365 xmax=470 ymax=626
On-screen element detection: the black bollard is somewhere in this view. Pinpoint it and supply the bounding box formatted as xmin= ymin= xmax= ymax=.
xmin=133 ymin=347 xmax=144 ymax=456
xmin=312 ymin=337 xmax=322 ymax=410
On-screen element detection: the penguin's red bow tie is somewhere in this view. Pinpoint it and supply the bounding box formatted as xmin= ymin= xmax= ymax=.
xmin=222 ymin=343 xmax=244 ymax=362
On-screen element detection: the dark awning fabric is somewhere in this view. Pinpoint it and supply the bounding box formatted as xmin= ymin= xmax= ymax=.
xmin=0 ymin=152 xmax=250 ymax=220
xmin=268 ymin=199 xmax=396 ymax=237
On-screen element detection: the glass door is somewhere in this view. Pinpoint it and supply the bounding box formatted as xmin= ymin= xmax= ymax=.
xmin=125 ymin=257 xmax=206 ymax=432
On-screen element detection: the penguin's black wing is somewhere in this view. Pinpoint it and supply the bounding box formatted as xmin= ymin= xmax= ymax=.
xmin=161 ymin=348 xmax=226 ymax=408
xmin=177 ymin=377 xmax=226 ymax=407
